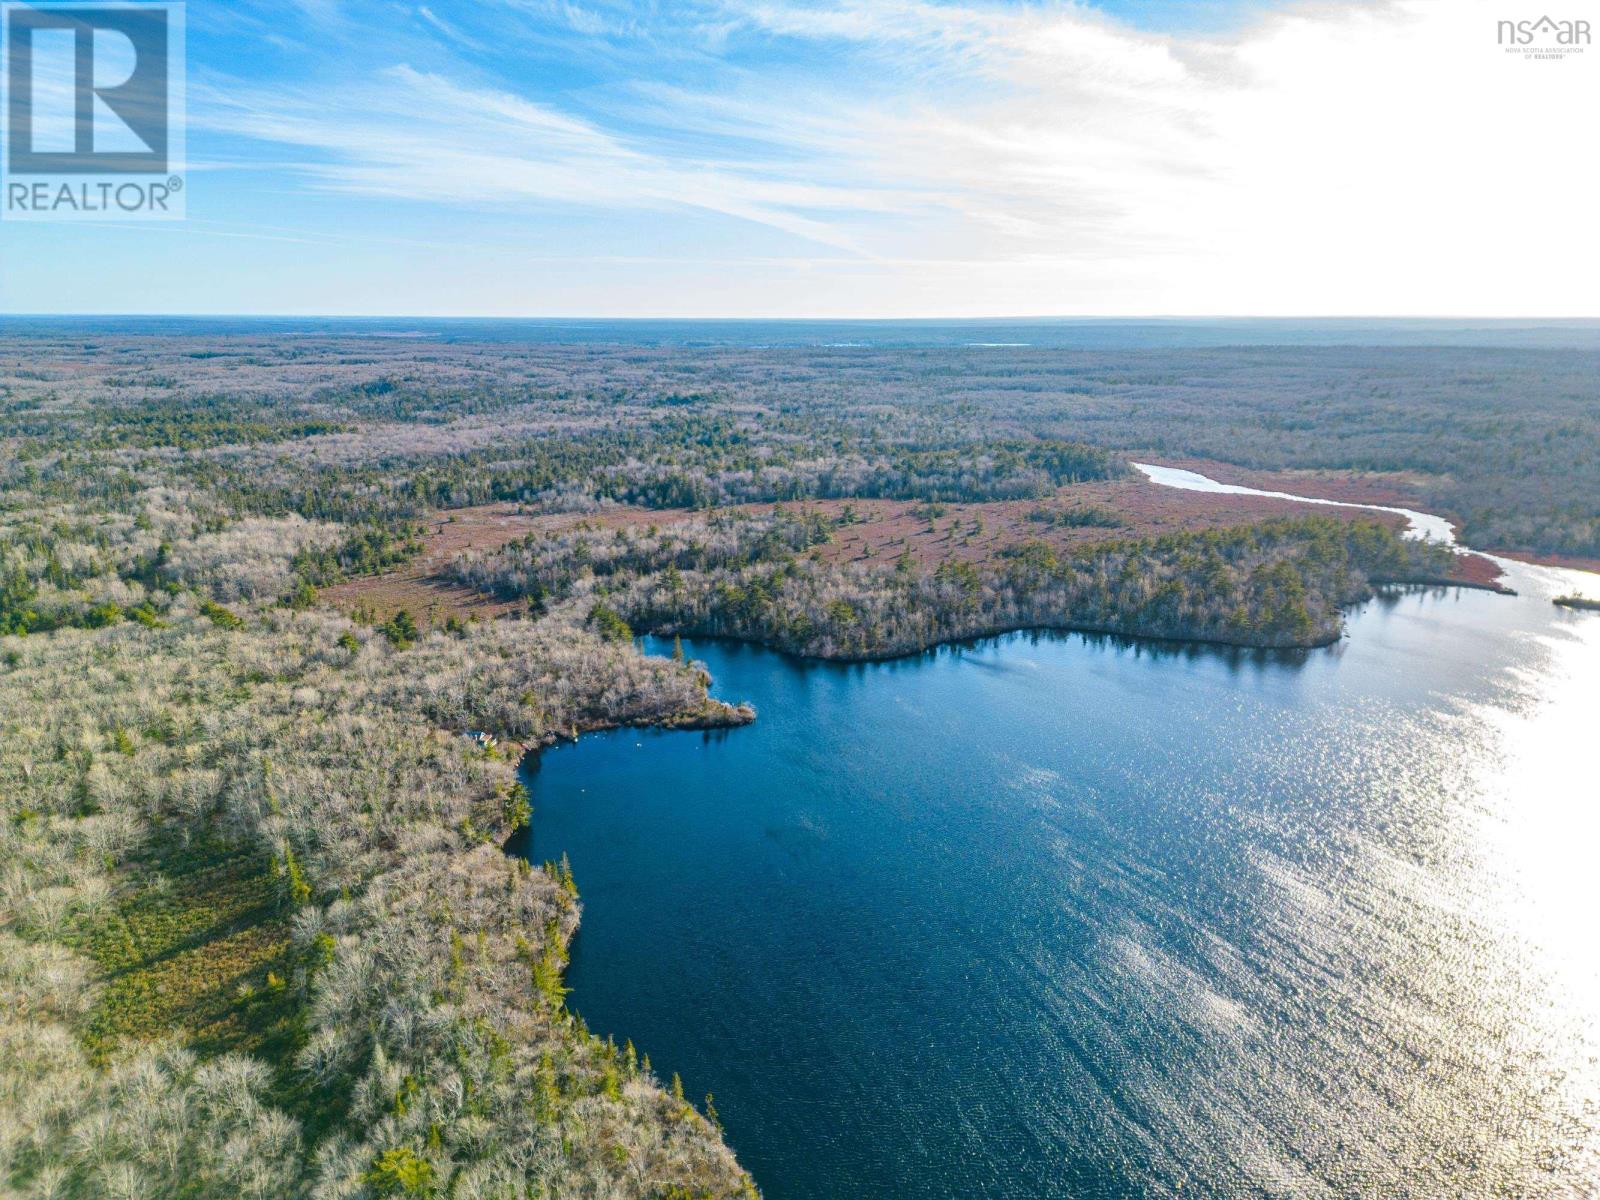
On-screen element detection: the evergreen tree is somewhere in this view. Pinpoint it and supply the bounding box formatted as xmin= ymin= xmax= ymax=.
xmin=381 ymin=608 xmax=419 ymax=648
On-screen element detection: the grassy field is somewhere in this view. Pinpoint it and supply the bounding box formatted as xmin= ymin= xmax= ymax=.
xmin=75 ymin=838 xmax=298 ymax=1067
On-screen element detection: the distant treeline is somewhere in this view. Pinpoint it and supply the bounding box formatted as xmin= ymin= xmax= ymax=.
xmin=6 ymin=336 xmax=1593 ymax=557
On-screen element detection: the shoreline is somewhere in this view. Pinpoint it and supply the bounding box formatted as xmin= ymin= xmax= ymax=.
xmin=1144 ymin=456 xmax=1433 ymax=509
xmin=639 ymin=574 xmax=1499 ymax=667
xmin=501 ymin=697 xmax=756 ymax=765
xmin=460 ymin=465 xmax=1524 ymax=695
xmin=1143 ymin=455 xmax=1598 ymax=579
xmin=647 ymin=619 xmax=1344 ymax=664
xmin=1493 ymin=548 xmax=1600 ymax=577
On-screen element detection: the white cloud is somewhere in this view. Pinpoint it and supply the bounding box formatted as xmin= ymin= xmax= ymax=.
xmin=196 ymin=0 xmax=1600 ymax=314
xmin=416 ymin=5 xmax=490 ymax=51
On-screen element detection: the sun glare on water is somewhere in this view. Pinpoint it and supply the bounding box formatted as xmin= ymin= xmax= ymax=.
xmin=1461 ymin=600 xmax=1600 ymax=1181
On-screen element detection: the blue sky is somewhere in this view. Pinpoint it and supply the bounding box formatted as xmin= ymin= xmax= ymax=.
xmin=0 ymin=0 xmax=1594 ymax=316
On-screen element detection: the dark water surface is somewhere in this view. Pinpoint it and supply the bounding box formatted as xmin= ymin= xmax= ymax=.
xmin=525 ymin=564 xmax=1600 ymax=1198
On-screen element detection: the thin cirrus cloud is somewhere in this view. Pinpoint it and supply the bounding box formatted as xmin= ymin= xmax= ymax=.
xmin=196 ymin=0 xmax=1224 ymax=261
xmin=195 ymin=63 xmax=899 ymax=254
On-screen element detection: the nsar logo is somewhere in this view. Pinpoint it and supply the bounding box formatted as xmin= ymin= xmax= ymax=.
xmin=1497 ymin=14 xmax=1590 ymax=60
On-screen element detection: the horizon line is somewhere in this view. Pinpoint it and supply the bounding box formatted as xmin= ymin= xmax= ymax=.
xmin=4 ymin=313 xmax=1600 ymax=323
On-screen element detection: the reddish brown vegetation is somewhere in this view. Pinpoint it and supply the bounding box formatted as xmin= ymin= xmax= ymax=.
xmin=325 ymin=477 xmax=1507 ymax=626
xmin=755 ymin=479 xmax=1404 ymax=568
xmin=1447 ymin=552 xmax=1511 ymax=590
xmin=1493 ymin=549 xmax=1600 ymax=576
xmin=321 ymin=503 xmax=691 ymax=624
xmin=1146 ymin=457 xmax=1436 ymax=508
xmin=1146 ymin=457 xmax=1598 ymax=581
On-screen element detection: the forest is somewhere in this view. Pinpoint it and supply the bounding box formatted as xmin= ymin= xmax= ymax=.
xmin=3 ymin=332 xmax=1594 ymax=558
xmin=453 ymin=509 xmax=1460 ymax=657
xmin=0 ymin=326 xmax=1582 ymax=1199
xmin=1 ymin=596 xmax=754 ymax=1199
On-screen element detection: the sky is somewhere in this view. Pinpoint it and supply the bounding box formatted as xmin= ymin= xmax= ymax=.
xmin=0 ymin=0 xmax=1595 ymax=317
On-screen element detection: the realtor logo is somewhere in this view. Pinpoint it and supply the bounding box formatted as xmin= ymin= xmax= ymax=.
xmin=1496 ymin=14 xmax=1590 ymax=59
xmin=2 ymin=2 xmax=185 ymax=219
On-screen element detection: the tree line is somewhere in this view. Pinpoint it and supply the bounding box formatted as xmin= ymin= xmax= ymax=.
xmin=455 ymin=510 xmax=1463 ymax=658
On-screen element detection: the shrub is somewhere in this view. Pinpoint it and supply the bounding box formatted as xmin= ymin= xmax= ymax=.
xmin=380 ymin=608 xmax=419 ymax=648
xmin=364 ymin=1147 xmax=436 ymax=1197
xmin=588 ymin=602 xmax=633 ymax=643
xmin=200 ymin=599 xmax=245 ymax=629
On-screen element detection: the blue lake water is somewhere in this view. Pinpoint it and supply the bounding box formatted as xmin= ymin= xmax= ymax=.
xmin=525 ymin=564 xmax=1600 ymax=1198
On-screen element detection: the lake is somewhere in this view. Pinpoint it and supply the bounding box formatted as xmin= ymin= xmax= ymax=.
xmin=524 ymin=534 xmax=1600 ymax=1197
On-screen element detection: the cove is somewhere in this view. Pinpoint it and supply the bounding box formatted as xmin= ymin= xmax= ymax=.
xmin=523 ymin=530 xmax=1600 ymax=1197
